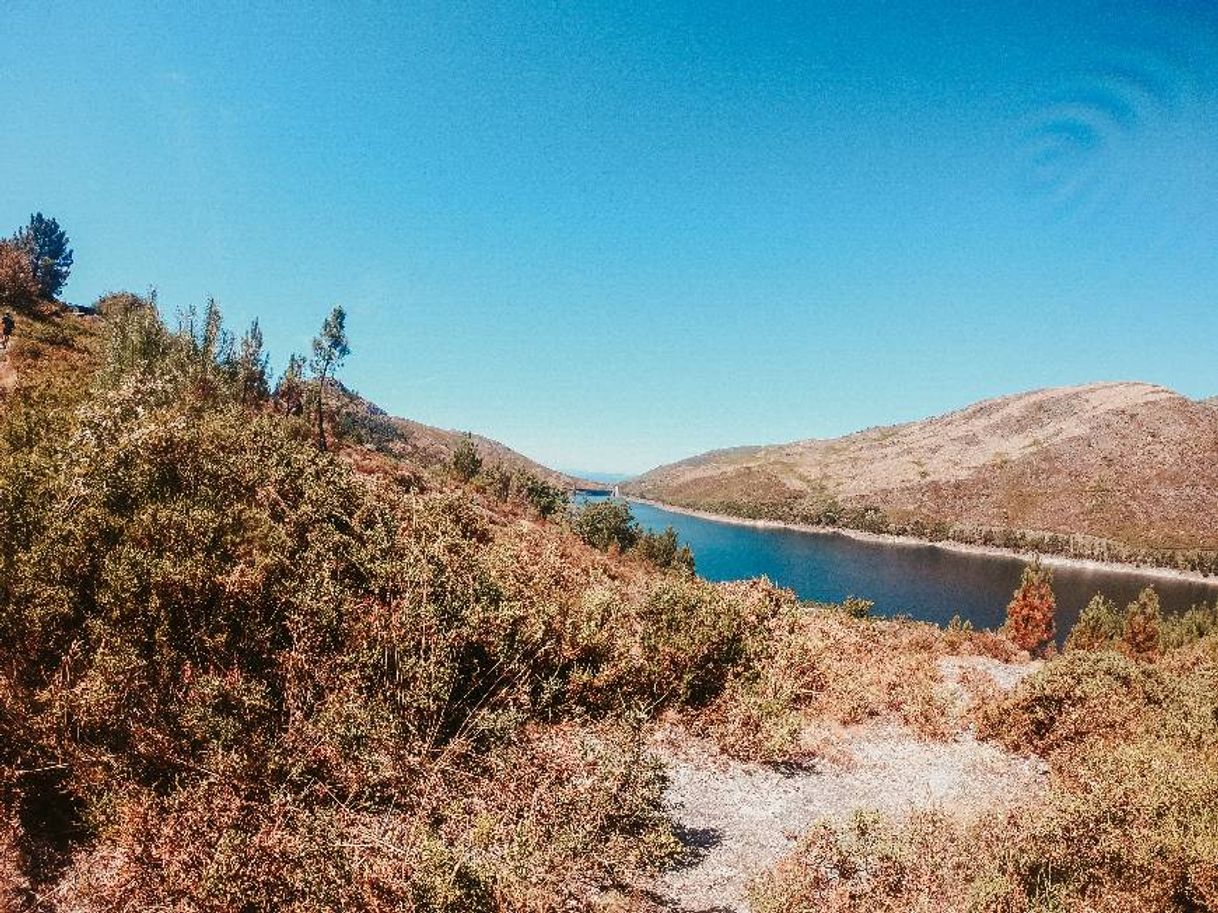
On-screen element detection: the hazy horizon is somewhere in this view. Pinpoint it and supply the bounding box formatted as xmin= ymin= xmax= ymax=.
xmin=4 ymin=1 xmax=1217 ymax=474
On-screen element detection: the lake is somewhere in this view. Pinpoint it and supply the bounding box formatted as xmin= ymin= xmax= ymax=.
xmin=616 ymin=498 xmax=1218 ymax=635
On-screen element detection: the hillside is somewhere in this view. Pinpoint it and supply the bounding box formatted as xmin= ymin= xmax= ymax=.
xmin=2 ymin=296 xmax=1217 ymax=911
xmin=625 ymin=382 xmax=1218 ymax=570
xmin=332 ymin=381 xmax=591 ymax=488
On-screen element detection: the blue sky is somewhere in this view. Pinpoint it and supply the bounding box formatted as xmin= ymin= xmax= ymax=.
xmin=3 ymin=1 xmax=1216 ymax=474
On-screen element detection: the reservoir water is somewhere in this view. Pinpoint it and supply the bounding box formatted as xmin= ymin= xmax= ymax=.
xmin=617 ymin=498 xmax=1218 ymax=635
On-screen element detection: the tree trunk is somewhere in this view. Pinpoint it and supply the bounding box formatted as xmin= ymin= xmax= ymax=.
xmin=317 ymin=369 xmax=328 ymax=451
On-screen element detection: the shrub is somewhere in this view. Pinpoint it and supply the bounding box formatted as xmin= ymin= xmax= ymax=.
xmin=1003 ymin=558 xmax=1055 ymax=655
xmin=1122 ymin=586 xmax=1162 ymax=658
xmin=520 ymin=472 xmax=567 ymax=518
xmin=0 ymin=241 xmax=39 ymax=312
xmin=1066 ymin=593 xmax=1123 ymax=652
xmin=451 ymin=435 xmax=483 ymax=482
xmin=635 ymin=526 xmax=695 ymax=574
xmin=840 ymin=596 xmax=874 ymax=619
xmin=573 ymin=499 xmax=639 ymax=553
xmin=1067 ymin=587 xmax=1165 ymax=659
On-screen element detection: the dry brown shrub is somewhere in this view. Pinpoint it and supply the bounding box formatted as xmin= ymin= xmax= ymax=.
xmin=699 ymin=609 xmax=958 ymax=761
xmin=1002 ymin=559 xmax=1056 ymax=655
xmin=0 ymin=810 xmax=30 ymax=913
xmin=0 ymin=242 xmax=38 ymax=313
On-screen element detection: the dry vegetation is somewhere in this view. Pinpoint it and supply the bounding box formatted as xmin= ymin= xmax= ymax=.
xmin=2 ymin=287 xmax=1215 ymax=911
xmin=749 ymin=601 xmax=1218 ymax=913
xmin=625 ymin=381 xmax=1218 ymax=573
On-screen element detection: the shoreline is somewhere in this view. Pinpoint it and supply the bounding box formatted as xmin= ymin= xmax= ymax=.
xmin=624 ymin=497 xmax=1218 ymax=587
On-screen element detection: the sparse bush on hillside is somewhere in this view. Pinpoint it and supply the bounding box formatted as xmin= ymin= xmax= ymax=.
xmin=95 ymin=290 xmax=151 ymax=318
xmin=451 ymin=434 xmax=483 ymax=481
xmin=757 ymin=627 xmax=1218 ymax=912
xmin=0 ymin=241 xmax=39 ymax=312
xmin=1003 ymin=558 xmax=1055 ymax=655
xmin=0 ymin=299 xmax=819 ymax=903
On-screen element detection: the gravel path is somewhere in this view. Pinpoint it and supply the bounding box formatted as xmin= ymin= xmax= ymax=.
xmin=652 ymin=658 xmax=1046 ymax=912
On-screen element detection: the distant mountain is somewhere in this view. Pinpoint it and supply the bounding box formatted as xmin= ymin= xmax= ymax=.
xmin=624 ymin=382 xmax=1218 ymax=564
xmin=332 ymin=382 xmax=591 ymax=488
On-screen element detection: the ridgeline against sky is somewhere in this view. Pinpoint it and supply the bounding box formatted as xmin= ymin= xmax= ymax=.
xmin=2 ymin=1 xmax=1216 ymax=473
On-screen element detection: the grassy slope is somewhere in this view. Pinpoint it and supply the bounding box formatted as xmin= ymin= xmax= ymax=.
xmin=624 ymin=382 xmax=1218 ymax=570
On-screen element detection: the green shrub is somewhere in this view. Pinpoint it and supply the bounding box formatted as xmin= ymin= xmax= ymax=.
xmin=635 ymin=526 xmax=695 ymax=574
xmin=451 ymin=434 xmax=482 ymax=481
xmin=572 ymin=499 xmax=639 ymax=553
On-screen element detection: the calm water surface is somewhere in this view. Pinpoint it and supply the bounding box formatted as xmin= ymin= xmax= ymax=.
xmin=617 ymin=498 xmax=1218 ymax=635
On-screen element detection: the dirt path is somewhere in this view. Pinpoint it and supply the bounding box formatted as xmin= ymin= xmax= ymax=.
xmin=0 ymin=345 xmax=15 ymax=393
xmin=651 ymin=657 xmax=1044 ymax=912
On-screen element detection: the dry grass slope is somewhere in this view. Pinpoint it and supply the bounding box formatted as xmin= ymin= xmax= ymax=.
xmin=625 ymin=382 xmax=1218 ymax=567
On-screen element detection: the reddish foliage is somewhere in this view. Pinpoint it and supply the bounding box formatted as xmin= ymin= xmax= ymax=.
xmin=1004 ymin=560 xmax=1056 ymax=655
xmin=0 ymin=242 xmax=38 ymax=313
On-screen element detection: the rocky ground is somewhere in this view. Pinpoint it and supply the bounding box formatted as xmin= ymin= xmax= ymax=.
xmin=650 ymin=656 xmax=1044 ymax=912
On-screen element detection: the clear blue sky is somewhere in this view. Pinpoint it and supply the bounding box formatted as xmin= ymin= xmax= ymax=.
xmin=3 ymin=1 xmax=1216 ymax=474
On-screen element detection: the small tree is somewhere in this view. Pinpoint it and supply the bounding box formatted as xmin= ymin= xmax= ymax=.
xmin=1003 ymin=558 xmax=1056 ymax=655
xmin=309 ymin=306 xmax=349 ymax=450
xmin=0 ymin=241 xmax=38 ymax=312
xmin=1066 ymin=594 xmax=1122 ymax=652
xmin=451 ymin=435 xmax=483 ymax=482
xmin=634 ymin=526 xmax=695 ymax=574
xmin=519 ymin=473 xmax=568 ymax=518
xmin=236 ymin=319 xmax=270 ymax=405
xmin=275 ymin=354 xmax=306 ymax=416
xmin=12 ymin=212 xmax=73 ymax=299
xmin=1121 ymin=587 xmax=1161 ymax=658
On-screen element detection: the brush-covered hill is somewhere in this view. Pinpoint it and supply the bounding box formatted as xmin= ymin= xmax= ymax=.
xmin=330 ymin=381 xmax=590 ymax=489
xmin=2 ymin=294 xmax=1217 ymax=911
xmin=625 ymin=382 xmax=1218 ymax=571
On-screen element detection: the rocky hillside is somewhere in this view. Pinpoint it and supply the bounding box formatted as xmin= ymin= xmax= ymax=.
xmin=625 ymin=382 xmax=1218 ymax=565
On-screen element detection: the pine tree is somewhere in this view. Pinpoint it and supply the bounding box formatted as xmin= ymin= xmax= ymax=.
xmin=13 ymin=213 xmax=73 ymax=299
xmin=1003 ymin=558 xmax=1056 ymax=655
xmin=309 ymin=307 xmax=349 ymax=450
xmin=236 ymin=319 xmax=270 ymax=404
xmin=275 ymin=353 xmax=307 ymax=416
xmin=451 ymin=435 xmax=483 ymax=481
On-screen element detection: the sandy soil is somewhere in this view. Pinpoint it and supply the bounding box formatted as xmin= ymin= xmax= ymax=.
xmin=650 ymin=656 xmax=1046 ymax=912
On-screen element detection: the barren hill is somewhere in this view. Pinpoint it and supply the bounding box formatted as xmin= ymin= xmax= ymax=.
xmin=624 ymin=382 xmax=1218 ymax=563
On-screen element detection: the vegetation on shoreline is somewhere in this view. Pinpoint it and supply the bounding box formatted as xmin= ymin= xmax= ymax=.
xmin=632 ymin=492 xmax=1218 ymax=577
